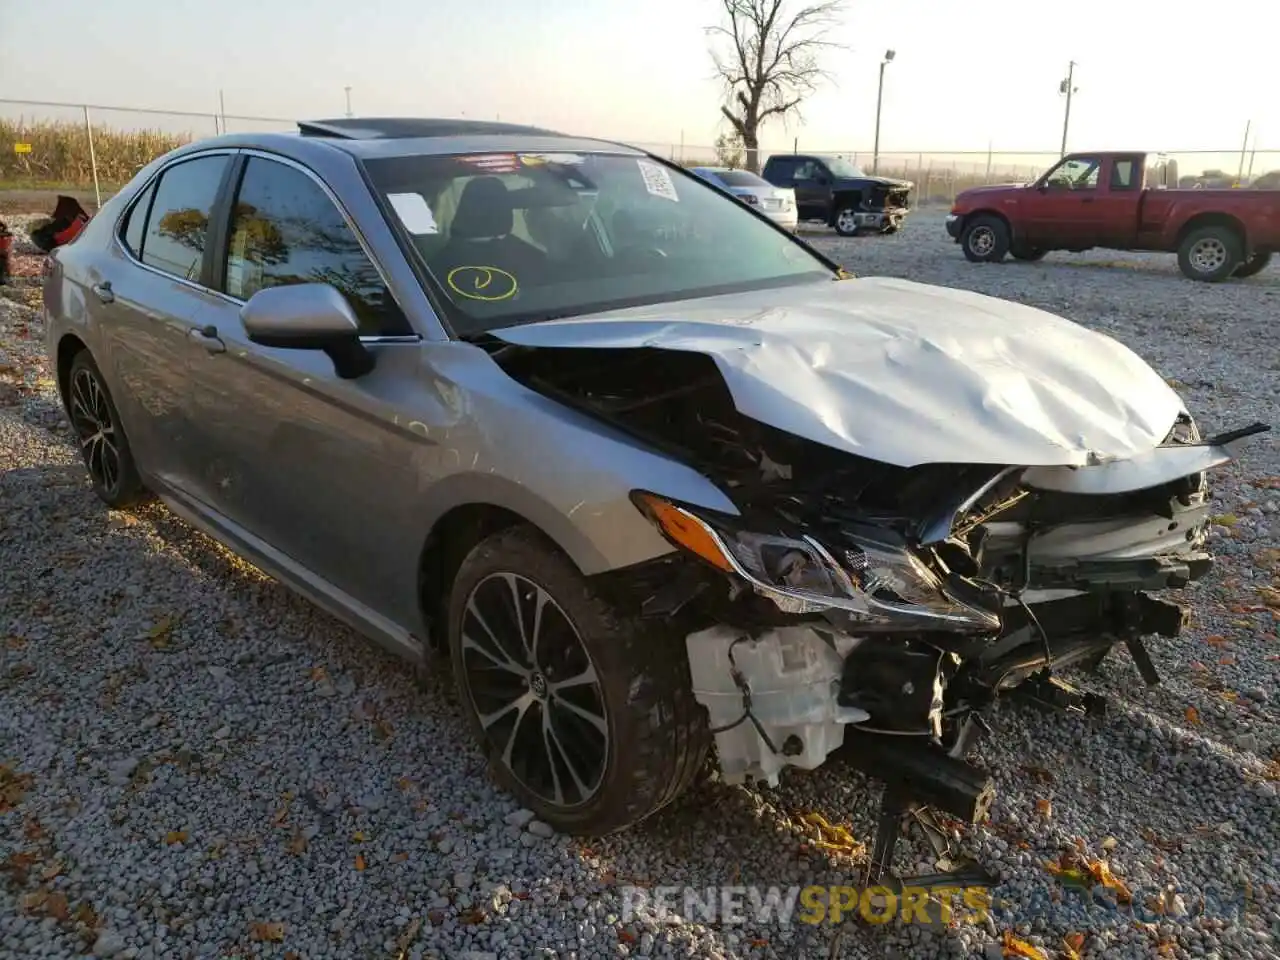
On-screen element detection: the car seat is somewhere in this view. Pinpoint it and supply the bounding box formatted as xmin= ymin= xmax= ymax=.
xmin=432 ymin=176 xmax=547 ymax=280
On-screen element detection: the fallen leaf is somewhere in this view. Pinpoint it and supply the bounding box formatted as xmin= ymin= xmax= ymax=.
xmin=1211 ymin=513 xmax=1238 ymax=528
xmin=1101 ymin=836 xmax=1118 ymax=851
xmin=392 ymin=851 xmax=409 ymax=863
xmin=354 ymin=854 xmax=366 ymax=871
xmin=1035 ymin=798 xmax=1052 ymax=819
xmin=750 ymin=937 xmax=769 ymax=947
xmin=396 ymin=777 xmax=414 ymax=792
xmin=248 ymin=921 xmax=285 ymax=942
xmin=40 ymin=860 xmax=63 ymax=881
xmin=1001 ymin=929 xmax=1048 ymax=959
xmin=1205 ymin=635 xmax=1228 ymax=646
xmin=46 ymin=891 xmax=69 ymax=921
xmin=1021 ymin=764 xmax=1055 ymax=784
xmin=394 ymin=916 xmax=422 ymax=958
xmin=1185 ymin=706 xmax=1201 ymax=725
xmin=23 ymin=817 xmax=46 ymax=840
xmin=458 ymin=906 xmax=487 ymax=925
xmin=618 ymin=930 xmax=638 ymax=944
xmin=796 ymin=811 xmax=866 ymax=859
xmin=0 ymin=763 xmax=35 ymax=812
xmin=352 ymin=830 xmax=366 ymax=842
xmin=146 ymin=616 xmax=176 ymax=649
xmin=23 ymin=890 xmax=49 ymax=914
xmin=286 ymin=831 xmax=308 ymax=855
xmin=309 ymin=665 xmax=328 ymax=682
xmin=1087 ymin=857 xmax=1134 ymax=904
xmin=164 ymin=830 xmax=188 ymax=845
xmin=1062 ymin=931 xmax=1085 ymax=959
xmin=73 ymin=901 xmax=99 ymax=928
xmin=272 ymin=793 xmax=293 ymax=827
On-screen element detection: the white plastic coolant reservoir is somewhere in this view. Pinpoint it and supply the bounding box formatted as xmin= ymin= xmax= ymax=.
xmin=685 ymin=625 xmax=869 ymax=787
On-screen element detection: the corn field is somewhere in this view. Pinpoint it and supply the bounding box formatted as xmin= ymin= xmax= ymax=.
xmin=0 ymin=118 xmax=190 ymax=188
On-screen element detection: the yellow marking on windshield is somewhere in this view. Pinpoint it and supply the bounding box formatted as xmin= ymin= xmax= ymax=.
xmin=446 ymin=266 xmax=519 ymax=302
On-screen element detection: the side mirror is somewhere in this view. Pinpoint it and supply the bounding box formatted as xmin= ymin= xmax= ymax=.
xmin=240 ymin=283 xmax=375 ymax=379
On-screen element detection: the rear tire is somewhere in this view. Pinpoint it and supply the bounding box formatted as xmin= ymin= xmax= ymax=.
xmin=1177 ymin=226 xmax=1242 ymax=282
xmin=1233 ymin=250 xmax=1271 ymax=279
xmin=960 ymin=215 xmax=1010 ymax=263
xmin=833 ymin=206 xmax=861 ymax=237
xmin=65 ymin=350 xmax=151 ymax=509
xmin=446 ymin=524 xmax=710 ymax=836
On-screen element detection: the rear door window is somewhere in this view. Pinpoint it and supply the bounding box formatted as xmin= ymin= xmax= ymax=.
xmin=139 ymin=155 xmax=230 ymax=282
xmin=766 ymin=157 xmax=797 ymax=180
xmin=1110 ymin=159 xmax=1137 ymax=190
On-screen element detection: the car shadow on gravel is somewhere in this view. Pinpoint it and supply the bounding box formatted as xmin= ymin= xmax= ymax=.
xmin=1026 ymin=258 xmax=1280 ymax=287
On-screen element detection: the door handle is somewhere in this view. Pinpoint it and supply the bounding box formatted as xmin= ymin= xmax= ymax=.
xmin=188 ymin=325 xmax=226 ymax=355
xmin=91 ymin=281 xmax=114 ymax=304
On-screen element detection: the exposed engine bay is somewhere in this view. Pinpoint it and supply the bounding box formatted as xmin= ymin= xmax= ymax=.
xmin=490 ymin=335 xmax=1269 ymax=884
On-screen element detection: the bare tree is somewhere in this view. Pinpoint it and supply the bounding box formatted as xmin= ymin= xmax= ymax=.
xmin=708 ymin=0 xmax=844 ymax=172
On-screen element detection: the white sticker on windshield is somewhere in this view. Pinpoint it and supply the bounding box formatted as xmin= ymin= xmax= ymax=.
xmin=637 ymin=160 xmax=679 ymax=202
xmin=520 ymin=153 xmax=586 ymax=166
xmin=387 ymin=192 xmax=439 ymax=234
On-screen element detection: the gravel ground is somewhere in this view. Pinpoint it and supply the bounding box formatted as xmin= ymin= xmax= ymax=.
xmin=1 ymin=208 xmax=1278 ymax=960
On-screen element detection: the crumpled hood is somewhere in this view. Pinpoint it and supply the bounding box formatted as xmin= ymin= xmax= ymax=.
xmin=841 ymin=176 xmax=913 ymax=190
xmin=489 ymin=277 xmax=1185 ymax=469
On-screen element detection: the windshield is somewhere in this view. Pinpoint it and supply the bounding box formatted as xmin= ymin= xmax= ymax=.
xmin=714 ymin=170 xmax=770 ymax=188
xmin=363 ymin=151 xmax=833 ymax=337
xmin=821 ymin=156 xmax=866 ymax=178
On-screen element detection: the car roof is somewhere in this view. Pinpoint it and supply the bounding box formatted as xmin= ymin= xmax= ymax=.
xmin=192 ymin=117 xmax=645 ymax=161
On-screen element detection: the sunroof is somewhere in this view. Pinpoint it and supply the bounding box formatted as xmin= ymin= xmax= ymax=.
xmin=297 ymin=118 xmax=569 ymax=140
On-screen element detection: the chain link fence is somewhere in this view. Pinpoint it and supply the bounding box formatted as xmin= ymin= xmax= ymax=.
xmin=2 ymin=99 xmax=1276 ymax=212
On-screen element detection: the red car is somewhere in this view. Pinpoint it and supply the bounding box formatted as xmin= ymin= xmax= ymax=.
xmin=945 ymin=151 xmax=1280 ymax=281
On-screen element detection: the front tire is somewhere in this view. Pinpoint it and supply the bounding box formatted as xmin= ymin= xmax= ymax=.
xmin=1177 ymin=226 xmax=1242 ymax=282
xmin=65 ymin=350 xmax=150 ymax=508
xmin=446 ymin=524 xmax=710 ymax=835
xmin=1233 ymin=250 xmax=1271 ymax=278
xmin=960 ymin=214 xmax=1010 ymax=262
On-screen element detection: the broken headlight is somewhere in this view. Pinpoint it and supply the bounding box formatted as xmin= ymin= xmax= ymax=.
xmin=632 ymin=492 xmax=999 ymax=632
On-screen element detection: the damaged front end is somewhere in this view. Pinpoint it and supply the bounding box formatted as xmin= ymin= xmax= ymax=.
xmin=492 ymin=336 xmax=1269 ymax=883
xmin=846 ymin=181 xmax=912 ymax=234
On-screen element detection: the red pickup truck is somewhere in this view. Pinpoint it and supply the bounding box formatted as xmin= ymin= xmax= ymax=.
xmin=945 ymin=151 xmax=1280 ymax=281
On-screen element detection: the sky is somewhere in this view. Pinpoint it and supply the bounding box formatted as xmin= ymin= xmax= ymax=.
xmin=1 ymin=0 xmax=1276 ymax=161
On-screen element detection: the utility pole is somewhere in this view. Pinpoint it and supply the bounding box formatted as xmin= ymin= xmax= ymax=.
xmin=872 ymin=49 xmax=895 ymax=174
xmin=1236 ymin=120 xmax=1251 ymax=184
xmin=219 ymin=89 xmax=227 ymax=135
xmin=1059 ymin=61 xmax=1077 ymax=158
xmin=344 ymin=87 xmax=353 ymax=118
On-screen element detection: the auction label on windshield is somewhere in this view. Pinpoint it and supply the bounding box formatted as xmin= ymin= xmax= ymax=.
xmin=637 ymin=160 xmax=679 ymax=202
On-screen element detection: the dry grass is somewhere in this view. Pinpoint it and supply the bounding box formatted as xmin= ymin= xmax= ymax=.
xmin=0 ymin=118 xmax=190 ymax=190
